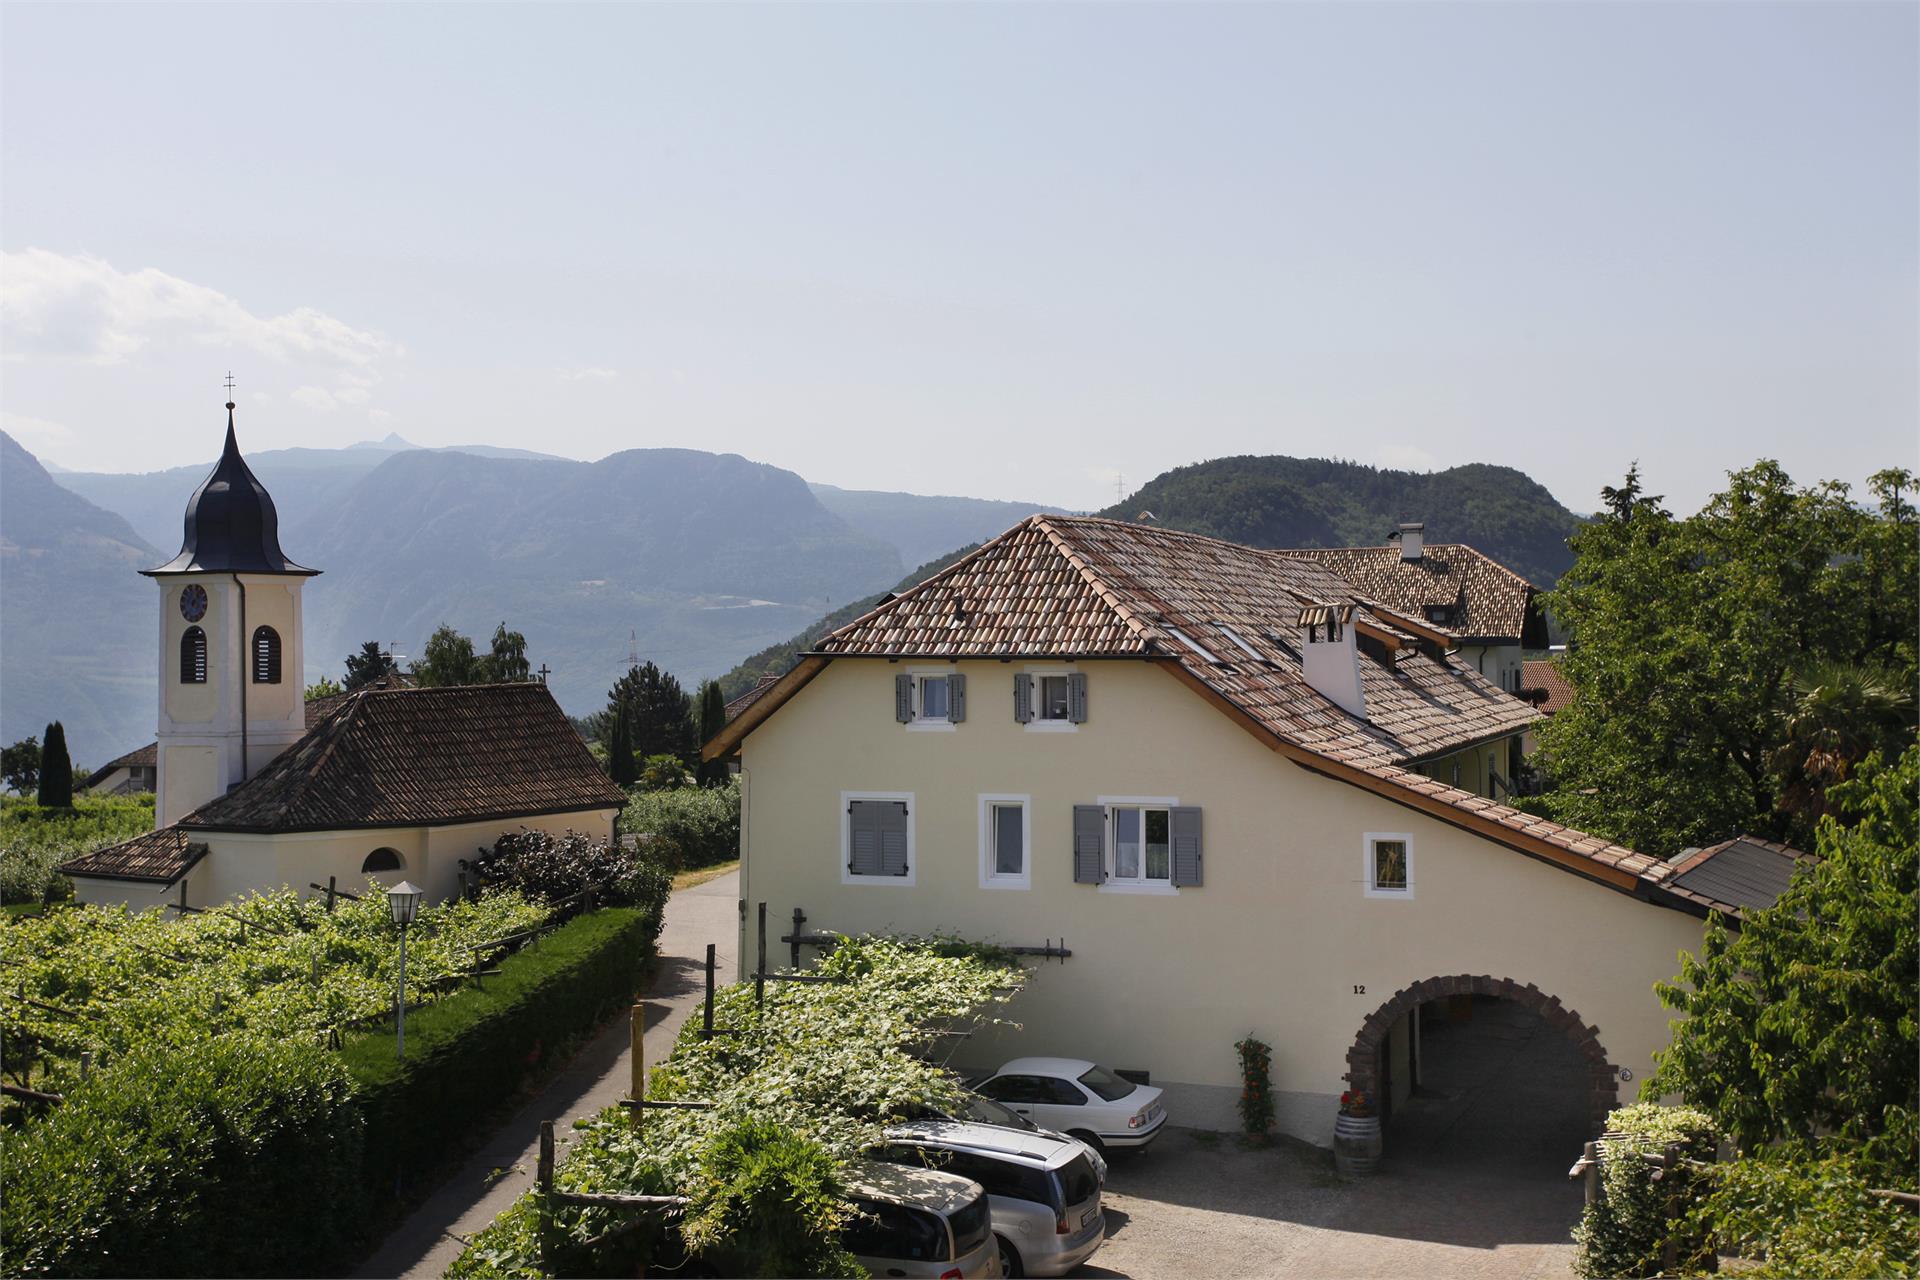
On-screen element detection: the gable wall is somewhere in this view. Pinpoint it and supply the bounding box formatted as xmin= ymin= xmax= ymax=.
xmin=738 ymin=658 xmax=1702 ymax=1142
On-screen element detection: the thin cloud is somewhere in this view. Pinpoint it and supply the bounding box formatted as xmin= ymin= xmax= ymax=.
xmin=558 ymin=366 xmax=620 ymax=382
xmin=0 ymin=249 xmax=398 ymax=369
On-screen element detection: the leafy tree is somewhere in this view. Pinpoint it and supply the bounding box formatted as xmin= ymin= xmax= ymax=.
xmin=305 ymin=675 xmax=345 ymax=701
xmin=410 ymin=625 xmax=482 ymax=688
xmin=1645 ymin=745 xmax=1918 ymax=1169
xmin=605 ymin=704 xmax=637 ymax=787
xmin=479 ymin=622 xmax=531 ymax=684
xmin=343 ymin=640 xmax=398 ymax=691
xmin=607 ymin=662 xmax=696 ymax=763
xmin=1538 ymin=461 xmax=1918 ymax=856
xmin=35 ymin=722 xmax=72 ymax=809
xmin=1770 ymin=658 xmax=1914 ymax=825
xmin=637 ymin=753 xmax=689 ymax=792
xmin=2 ymin=737 xmax=41 ymax=795
xmin=696 ymin=680 xmax=729 ymax=786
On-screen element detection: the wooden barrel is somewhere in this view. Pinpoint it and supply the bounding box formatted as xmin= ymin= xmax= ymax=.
xmin=1333 ymin=1113 xmax=1383 ymax=1177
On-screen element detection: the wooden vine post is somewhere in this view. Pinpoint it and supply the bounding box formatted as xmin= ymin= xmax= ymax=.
xmin=537 ymin=1120 xmax=556 ymax=1273
xmin=702 ymin=943 xmax=716 ymax=1039
xmin=630 ymin=1002 xmax=645 ymax=1132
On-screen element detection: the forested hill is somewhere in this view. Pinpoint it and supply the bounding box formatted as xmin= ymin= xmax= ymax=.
xmin=1101 ymin=456 xmax=1584 ymax=587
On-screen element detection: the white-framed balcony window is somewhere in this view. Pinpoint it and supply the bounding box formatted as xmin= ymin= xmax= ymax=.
xmin=898 ymin=668 xmax=963 ymax=731
xmin=977 ymin=794 xmax=1031 ymax=890
xmin=842 ymin=792 xmax=916 ymax=886
xmin=1363 ymin=831 xmax=1413 ymax=899
xmin=1098 ymin=795 xmax=1180 ymax=894
xmin=1017 ymin=667 xmax=1084 ymax=732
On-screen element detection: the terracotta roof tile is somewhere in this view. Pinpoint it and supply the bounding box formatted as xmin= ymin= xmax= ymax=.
xmin=1522 ymin=659 xmax=1575 ymax=714
xmin=725 ymin=674 xmax=783 ymax=722
xmin=59 ymin=827 xmax=208 ymax=885
xmin=1285 ymin=543 xmax=1538 ymax=642
xmin=179 ymin=682 xmax=626 ymax=833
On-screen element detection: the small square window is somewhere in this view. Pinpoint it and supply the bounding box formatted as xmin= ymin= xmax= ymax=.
xmin=1364 ymin=833 xmax=1414 ymax=899
xmin=1038 ymin=675 xmax=1071 ymax=720
xmin=1373 ymin=841 xmax=1407 ymax=890
xmin=920 ymin=675 xmax=950 ymax=721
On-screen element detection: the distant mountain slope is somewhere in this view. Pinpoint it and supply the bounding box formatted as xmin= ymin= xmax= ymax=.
xmin=56 ymin=437 xmax=567 ymax=554
xmin=715 ymin=543 xmax=984 ymax=699
xmin=809 ymin=484 xmax=1061 ymax=572
xmin=0 ymin=433 xmax=159 ymax=764
xmin=1103 ymin=457 xmax=1583 ymax=586
xmin=292 ymin=448 xmax=906 ymax=722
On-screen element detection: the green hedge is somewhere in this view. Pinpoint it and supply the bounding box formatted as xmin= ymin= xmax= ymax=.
xmin=620 ymin=783 xmax=738 ymax=870
xmin=0 ymin=1036 xmax=364 ymax=1278
xmin=344 ymin=906 xmax=657 ymax=1199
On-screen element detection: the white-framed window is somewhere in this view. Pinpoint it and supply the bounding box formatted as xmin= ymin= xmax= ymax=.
xmin=1098 ymin=795 xmax=1180 ymax=893
xmin=977 ymin=794 xmax=1031 ymax=890
xmin=909 ymin=669 xmax=955 ymax=731
xmin=1363 ymin=831 xmax=1413 ymax=899
xmin=1020 ymin=666 xmax=1082 ymax=732
xmin=842 ymin=792 xmax=916 ymax=886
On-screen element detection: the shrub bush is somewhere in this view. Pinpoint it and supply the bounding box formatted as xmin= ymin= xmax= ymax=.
xmin=467 ymin=827 xmax=671 ymax=911
xmin=1686 ymin=1144 xmax=1919 ymax=1278
xmin=0 ymin=794 xmax=154 ymax=903
xmin=621 ymin=781 xmax=739 ymax=871
xmin=681 ymin=1117 xmax=860 ymax=1279
xmin=0 ymin=1035 xmax=364 ymax=1278
xmin=1235 ymin=1035 xmax=1275 ymax=1141
xmin=1572 ymin=1103 xmax=1719 ymax=1279
xmin=344 ymin=906 xmax=659 ymax=1200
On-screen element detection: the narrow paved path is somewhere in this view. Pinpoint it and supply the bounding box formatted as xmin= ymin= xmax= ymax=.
xmin=355 ymin=871 xmax=740 ymax=1279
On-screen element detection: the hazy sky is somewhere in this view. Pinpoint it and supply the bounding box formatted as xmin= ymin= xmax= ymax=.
xmin=2 ymin=2 xmax=1913 ymax=516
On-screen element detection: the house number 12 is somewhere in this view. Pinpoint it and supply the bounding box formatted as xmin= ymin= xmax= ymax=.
xmin=1352 ymin=985 xmax=1366 ymax=995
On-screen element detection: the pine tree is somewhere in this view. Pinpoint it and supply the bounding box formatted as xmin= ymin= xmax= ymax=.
xmin=606 ymin=662 xmax=696 ymax=764
xmin=605 ymin=699 xmax=638 ymax=786
xmin=343 ymin=640 xmax=398 ymax=690
xmin=36 ymin=721 xmax=72 ymax=809
xmin=696 ymin=680 xmax=730 ymax=786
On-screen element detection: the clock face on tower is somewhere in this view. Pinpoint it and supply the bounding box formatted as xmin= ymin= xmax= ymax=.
xmin=179 ymin=584 xmax=208 ymax=623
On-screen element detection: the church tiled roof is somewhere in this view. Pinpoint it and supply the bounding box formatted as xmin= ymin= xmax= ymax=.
xmin=58 ymin=827 xmax=209 ymax=885
xmin=178 ymin=682 xmax=626 ymax=833
xmin=719 ymin=515 xmax=1686 ymax=902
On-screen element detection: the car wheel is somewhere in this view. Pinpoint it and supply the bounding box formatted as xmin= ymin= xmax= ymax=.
xmin=1068 ymin=1129 xmax=1106 ymax=1156
xmin=995 ymin=1234 xmax=1025 ymax=1278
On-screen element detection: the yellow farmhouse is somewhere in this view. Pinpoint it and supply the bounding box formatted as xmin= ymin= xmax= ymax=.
xmin=60 ymin=405 xmax=624 ymax=909
xmin=708 ymin=515 xmax=1719 ymax=1146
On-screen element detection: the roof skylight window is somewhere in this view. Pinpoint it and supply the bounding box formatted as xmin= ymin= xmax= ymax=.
xmin=1218 ymin=624 xmax=1267 ymax=663
xmin=1162 ymin=624 xmax=1222 ymax=664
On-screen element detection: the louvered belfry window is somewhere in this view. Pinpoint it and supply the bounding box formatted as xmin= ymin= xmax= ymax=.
xmin=180 ymin=627 xmax=208 ymax=684
xmin=252 ymin=626 xmax=282 ymax=684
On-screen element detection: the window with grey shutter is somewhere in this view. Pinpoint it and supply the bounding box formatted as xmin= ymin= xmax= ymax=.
xmin=1170 ymin=806 xmax=1203 ymax=887
xmin=848 ymin=800 xmax=887 ymax=875
xmin=1014 ymin=673 xmax=1033 ymax=723
xmin=1072 ymin=804 xmax=1106 ymax=884
xmin=948 ymin=673 xmax=967 ymax=723
xmin=894 ymin=673 xmax=915 ymax=723
xmin=1068 ymin=672 xmax=1089 ymax=723
xmin=878 ymin=801 xmax=910 ymax=876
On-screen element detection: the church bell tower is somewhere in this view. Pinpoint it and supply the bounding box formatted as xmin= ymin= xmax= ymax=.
xmin=142 ymin=399 xmax=320 ymax=826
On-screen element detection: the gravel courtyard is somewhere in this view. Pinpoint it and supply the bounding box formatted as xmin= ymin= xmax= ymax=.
xmin=1083 ymin=1001 xmax=1590 ymax=1279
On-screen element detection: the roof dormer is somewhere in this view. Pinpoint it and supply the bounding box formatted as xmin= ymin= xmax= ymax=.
xmin=1298 ymin=604 xmax=1366 ymax=719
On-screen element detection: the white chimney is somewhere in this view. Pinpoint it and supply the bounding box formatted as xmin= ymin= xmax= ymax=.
xmin=1397 ymin=522 xmax=1425 ymax=562
xmin=1299 ymin=606 xmax=1366 ymax=719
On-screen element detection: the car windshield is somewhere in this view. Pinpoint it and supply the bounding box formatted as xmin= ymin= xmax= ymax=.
xmin=961 ymin=1093 xmax=1038 ymax=1130
xmin=1077 ymin=1065 xmax=1137 ymax=1102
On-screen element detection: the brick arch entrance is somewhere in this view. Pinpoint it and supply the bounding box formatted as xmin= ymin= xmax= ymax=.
xmin=1343 ymin=975 xmax=1621 ymax=1132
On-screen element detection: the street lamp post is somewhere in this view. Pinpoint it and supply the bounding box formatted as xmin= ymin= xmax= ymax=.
xmin=386 ymin=880 xmax=423 ymax=1061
